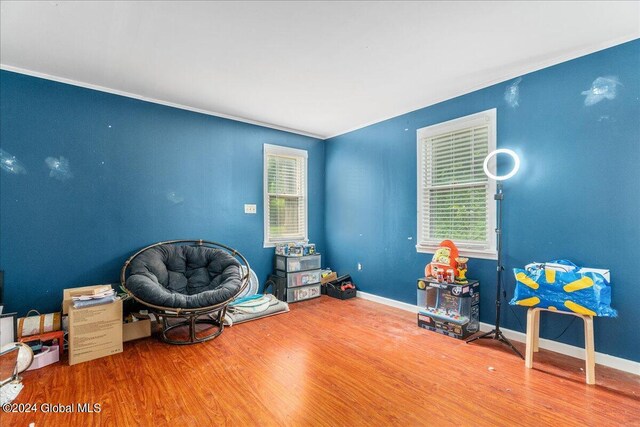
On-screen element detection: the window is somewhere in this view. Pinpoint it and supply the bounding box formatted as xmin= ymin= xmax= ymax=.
xmin=264 ymin=144 xmax=308 ymax=247
xmin=416 ymin=109 xmax=497 ymax=259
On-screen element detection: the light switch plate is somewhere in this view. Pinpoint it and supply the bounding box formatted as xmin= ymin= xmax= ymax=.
xmin=244 ymin=204 xmax=257 ymax=214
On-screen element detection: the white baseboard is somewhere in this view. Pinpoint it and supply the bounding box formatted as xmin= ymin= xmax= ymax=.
xmin=356 ymin=291 xmax=640 ymax=376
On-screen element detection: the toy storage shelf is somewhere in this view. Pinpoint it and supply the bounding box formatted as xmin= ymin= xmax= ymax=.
xmin=274 ymin=254 xmax=321 ymax=273
xmin=272 ymin=254 xmax=322 ymax=303
xmin=275 ymin=269 xmax=322 ymax=288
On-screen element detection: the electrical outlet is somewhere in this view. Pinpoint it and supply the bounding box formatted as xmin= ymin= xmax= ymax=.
xmin=244 ymin=204 xmax=257 ymax=214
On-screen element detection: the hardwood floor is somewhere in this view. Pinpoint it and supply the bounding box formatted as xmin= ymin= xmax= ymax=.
xmin=2 ymin=296 xmax=638 ymax=426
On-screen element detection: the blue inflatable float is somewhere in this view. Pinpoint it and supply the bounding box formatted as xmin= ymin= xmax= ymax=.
xmin=510 ymin=260 xmax=617 ymax=317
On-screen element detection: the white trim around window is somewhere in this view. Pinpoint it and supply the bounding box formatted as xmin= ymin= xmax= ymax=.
xmin=263 ymin=144 xmax=309 ymax=248
xmin=416 ymin=109 xmax=498 ymax=260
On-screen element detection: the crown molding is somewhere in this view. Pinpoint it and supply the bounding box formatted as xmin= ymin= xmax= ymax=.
xmin=325 ymin=35 xmax=639 ymax=139
xmin=0 ymin=64 xmax=326 ymax=140
xmin=2 ymin=35 xmax=637 ymax=141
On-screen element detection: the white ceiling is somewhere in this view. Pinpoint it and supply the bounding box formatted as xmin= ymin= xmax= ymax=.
xmin=1 ymin=1 xmax=638 ymax=139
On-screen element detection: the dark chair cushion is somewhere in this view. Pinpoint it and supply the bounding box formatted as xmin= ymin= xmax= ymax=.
xmin=126 ymin=244 xmax=242 ymax=309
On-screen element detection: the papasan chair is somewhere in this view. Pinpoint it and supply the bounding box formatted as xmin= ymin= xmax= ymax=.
xmin=120 ymin=240 xmax=249 ymax=344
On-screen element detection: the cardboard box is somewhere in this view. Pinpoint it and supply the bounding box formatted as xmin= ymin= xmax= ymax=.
xmin=418 ymin=309 xmax=480 ymax=340
xmin=417 ymin=278 xmax=480 ymax=340
xmin=320 ymin=272 xmax=338 ymax=285
xmin=123 ymin=319 xmax=151 ymax=342
xmin=62 ymin=284 xmax=114 ymax=315
xmin=68 ymin=299 xmax=123 ymax=365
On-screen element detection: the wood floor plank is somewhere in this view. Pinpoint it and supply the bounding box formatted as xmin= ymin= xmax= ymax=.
xmin=1 ymin=296 xmax=638 ymax=426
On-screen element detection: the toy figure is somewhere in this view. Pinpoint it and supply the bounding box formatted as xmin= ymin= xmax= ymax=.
xmin=455 ymin=257 xmax=469 ymax=284
xmin=425 ymin=240 xmax=459 ymax=279
xmin=446 ymin=269 xmax=455 ymax=283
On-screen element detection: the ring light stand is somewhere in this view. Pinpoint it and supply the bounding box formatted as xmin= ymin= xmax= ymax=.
xmin=466 ymin=149 xmax=524 ymax=359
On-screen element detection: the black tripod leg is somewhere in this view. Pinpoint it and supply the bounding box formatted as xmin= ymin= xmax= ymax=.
xmin=467 ymin=329 xmax=523 ymax=358
xmin=466 ymin=329 xmax=494 ymax=343
xmin=497 ymin=331 xmax=524 ymax=359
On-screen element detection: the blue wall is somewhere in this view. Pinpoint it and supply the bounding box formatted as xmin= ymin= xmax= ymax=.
xmin=324 ymin=40 xmax=640 ymax=362
xmin=0 ymin=70 xmax=325 ymax=315
xmin=2 ymin=40 xmax=638 ymax=362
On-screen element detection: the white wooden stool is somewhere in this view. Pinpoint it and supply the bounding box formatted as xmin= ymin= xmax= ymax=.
xmin=525 ymin=307 xmax=595 ymax=385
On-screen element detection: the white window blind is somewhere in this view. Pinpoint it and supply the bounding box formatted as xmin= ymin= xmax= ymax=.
xmin=417 ymin=109 xmax=497 ymax=259
xmin=264 ymin=144 xmax=308 ymax=246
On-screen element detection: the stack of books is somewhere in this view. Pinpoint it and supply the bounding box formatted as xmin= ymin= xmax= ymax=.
xmin=70 ymin=285 xmax=117 ymax=308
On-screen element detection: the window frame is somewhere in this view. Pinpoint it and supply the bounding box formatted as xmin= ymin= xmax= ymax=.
xmin=263 ymin=144 xmax=309 ymax=248
xmin=416 ymin=109 xmax=497 ymax=260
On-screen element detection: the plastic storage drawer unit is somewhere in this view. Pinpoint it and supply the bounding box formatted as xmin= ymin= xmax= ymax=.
xmin=276 ymin=269 xmax=321 ymax=288
xmin=275 ymin=254 xmax=321 ymax=273
xmin=287 ymin=284 xmax=321 ymax=303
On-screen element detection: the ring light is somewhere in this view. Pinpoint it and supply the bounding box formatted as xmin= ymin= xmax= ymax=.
xmin=469 ymin=147 xmax=524 ymax=358
xmin=483 ymin=148 xmax=520 ymax=181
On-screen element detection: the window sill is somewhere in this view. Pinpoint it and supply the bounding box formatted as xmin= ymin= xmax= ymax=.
xmin=416 ymin=245 xmax=497 ymax=261
xmin=264 ymin=239 xmax=308 ymax=249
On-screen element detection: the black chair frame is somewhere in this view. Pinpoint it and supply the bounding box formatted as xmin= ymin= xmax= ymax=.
xmin=120 ymin=239 xmax=249 ymax=345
